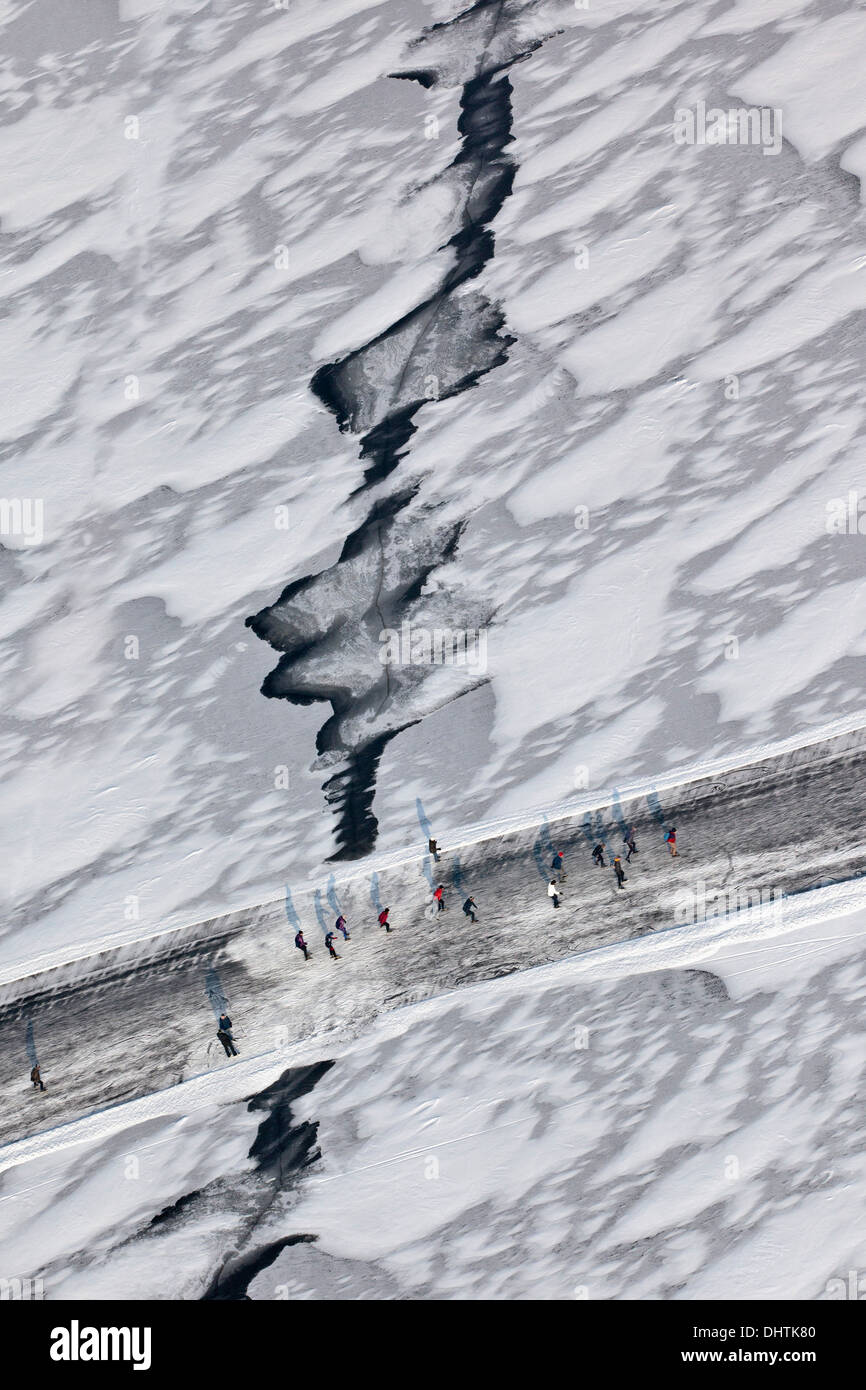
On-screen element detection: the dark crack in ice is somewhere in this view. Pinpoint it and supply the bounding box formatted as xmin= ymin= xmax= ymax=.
xmin=248 ymin=1 xmax=559 ymax=858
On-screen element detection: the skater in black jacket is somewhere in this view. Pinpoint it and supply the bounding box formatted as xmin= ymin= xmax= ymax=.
xmin=325 ymin=931 xmax=341 ymax=960
xmin=217 ymin=1014 xmax=238 ymax=1057
xmin=592 ymin=842 xmax=606 ymax=867
xmin=462 ymin=896 xmax=478 ymax=923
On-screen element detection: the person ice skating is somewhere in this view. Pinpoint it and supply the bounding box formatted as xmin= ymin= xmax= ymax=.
xmin=378 ymin=907 xmax=392 ymax=932
xmin=666 ymin=827 xmax=678 ymax=857
xmin=624 ymin=826 xmax=638 ymax=862
xmin=434 ymin=884 xmax=446 ymax=912
xmin=551 ymin=850 xmax=566 ymax=881
xmin=429 ymin=837 xmax=441 ymax=863
xmin=217 ymin=1014 xmax=238 ymax=1057
xmin=462 ymin=895 xmax=477 ymax=923
xmin=325 ymin=931 xmax=340 ymax=960
xmin=295 ymin=929 xmax=311 ymax=960
xmin=592 ymin=842 xmax=606 ymax=867
xmin=30 ymin=1064 xmax=46 ymax=1092
xmin=548 ymin=879 xmax=561 ymax=908
xmin=613 ymin=857 xmax=627 ymax=889
xmin=335 ymin=914 xmax=350 ymax=941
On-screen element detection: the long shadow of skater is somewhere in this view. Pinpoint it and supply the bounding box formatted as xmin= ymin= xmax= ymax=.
xmin=284 ymin=886 xmax=301 ymax=933
xmin=540 ymin=815 xmax=555 ymax=858
xmin=452 ymin=853 xmax=466 ymax=898
xmin=415 ymin=797 xmax=434 ymax=847
xmin=646 ymin=790 xmax=670 ymax=836
xmin=422 ymin=853 xmax=436 ymax=891
xmin=370 ymin=871 xmax=394 ymax=931
xmin=205 ymin=966 xmax=230 ymax=1019
xmin=532 ymin=832 xmax=551 ymax=883
xmin=370 ymin=872 xmax=383 ymax=916
xmin=314 ymin=889 xmax=329 ymax=938
xmin=583 ymin=809 xmax=607 ymax=851
xmin=326 ymin=874 xmax=342 ymax=919
xmin=610 ymin=789 xmax=629 ymax=841
xmin=25 ymin=1018 xmax=46 ymax=1091
xmin=417 ymin=797 xmax=441 ymax=881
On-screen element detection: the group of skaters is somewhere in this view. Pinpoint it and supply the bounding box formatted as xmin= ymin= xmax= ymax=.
xmin=26 ymin=817 xmax=685 ymax=1089
xmin=290 ymin=825 xmax=682 ymax=964
xmin=294 ymin=907 xmax=384 ymax=963
xmin=549 ymin=825 xmax=678 ymax=906
xmin=210 ymin=825 xmax=681 ymax=1062
xmin=287 ymin=839 xmax=479 ymax=968
xmin=432 ymin=841 xmax=480 ymax=921
xmin=294 ymin=910 xmax=352 ymax=963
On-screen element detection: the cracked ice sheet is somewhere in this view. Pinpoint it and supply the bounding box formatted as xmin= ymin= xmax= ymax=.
xmin=0 ymin=0 xmax=460 ymax=960
xmin=0 ymin=1101 xmax=262 ymax=1301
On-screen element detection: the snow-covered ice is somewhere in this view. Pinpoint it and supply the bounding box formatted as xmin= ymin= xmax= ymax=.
xmin=3 ymin=0 xmax=866 ymax=1309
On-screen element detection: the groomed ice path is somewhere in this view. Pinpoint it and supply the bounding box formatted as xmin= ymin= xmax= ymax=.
xmin=2 ymin=719 xmax=865 ymax=1149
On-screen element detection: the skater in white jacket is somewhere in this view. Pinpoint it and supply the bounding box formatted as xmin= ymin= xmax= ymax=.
xmin=548 ymin=879 xmax=561 ymax=909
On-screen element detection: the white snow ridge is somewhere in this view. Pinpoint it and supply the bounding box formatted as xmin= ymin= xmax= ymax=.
xmin=1 ymin=0 xmax=865 ymax=1322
